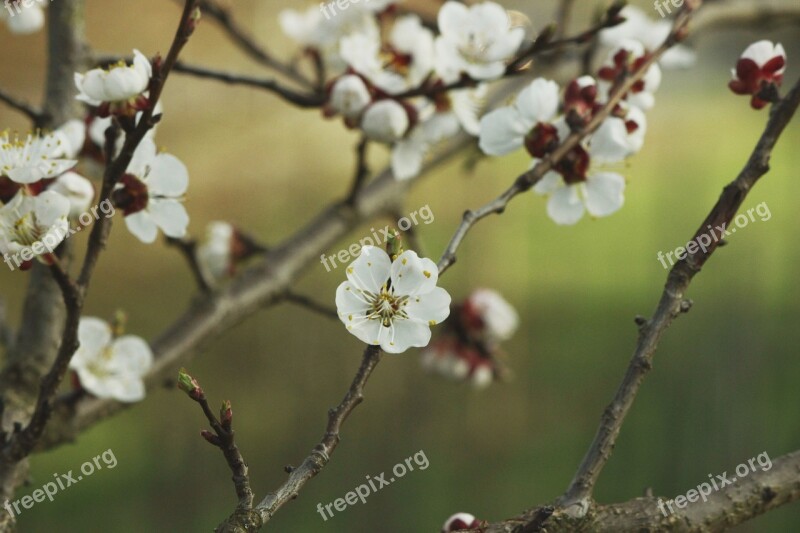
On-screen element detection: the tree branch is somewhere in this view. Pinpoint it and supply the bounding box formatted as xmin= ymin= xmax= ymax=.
xmin=559 ymin=75 xmax=800 ymax=513
xmin=281 ymin=292 xmax=338 ymax=320
xmin=214 ymin=345 xmax=382 ymax=531
xmin=0 ymin=88 xmax=46 ymax=127
xmin=479 ymin=449 xmax=800 ymax=532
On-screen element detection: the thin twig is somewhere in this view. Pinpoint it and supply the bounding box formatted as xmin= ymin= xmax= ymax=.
xmin=166 ymin=237 xmax=213 ymax=293
xmin=172 ymin=62 xmax=325 ymax=108
xmin=179 ymin=371 xmax=254 ymax=511
xmin=220 ymin=345 xmax=381 ymax=530
xmin=282 ymin=292 xmax=338 ymax=320
xmin=346 ymin=136 xmax=370 ymax=205
xmin=195 ymin=0 xmax=314 ymax=89
xmin=559 ymin=75 xmax=800 ymax=513
xmin=0 ymin=88 xmax=47 ymax=127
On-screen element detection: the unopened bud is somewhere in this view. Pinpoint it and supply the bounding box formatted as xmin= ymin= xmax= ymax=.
xmin=220 ymin=400 xmax=233 ymax=430
xmin=200 ymin=429 xmax=221 ymax=446
xmin=386 ymin=230 xmax=403 ymax=259
xmin=177 ymin=368 xmax=203 ymax=400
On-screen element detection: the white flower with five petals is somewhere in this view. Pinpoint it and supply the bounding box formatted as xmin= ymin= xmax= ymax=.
xmin=0 ymin=131 xmax=77 ymax=184
xmin=436 ymin=1 xmax=525 ymax=81
xmin=114 ymin=138 xmax=189 ymax=244
xmin=69 ymin=317 xmax=153 ymax=403
xmin=478 ymin=78 xmax=560 ymax=156
xmin=336 ymin=246 xmax=451 ymax=354
xmin=0 ymin=190 xmax=70 ymax=262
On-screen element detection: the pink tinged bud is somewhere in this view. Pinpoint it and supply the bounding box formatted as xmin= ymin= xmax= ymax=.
xmin=442 ymin=512 xmax=481 ymax=532
xmin=200 ymin=430 xmax=221 ymax=446
xmin=177 ymin=368 xmax=203 ymax=400
xmin=361 ymin=100 xmax=410 ymax=144
xmin=220 ymin=400 xmax=233 ymax=430
xmin=329 ymin=75 xmax=372 ymax=120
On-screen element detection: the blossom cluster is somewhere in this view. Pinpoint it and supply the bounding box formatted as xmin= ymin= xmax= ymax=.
xmin=281 ymin=0 xmax=526 ymax=180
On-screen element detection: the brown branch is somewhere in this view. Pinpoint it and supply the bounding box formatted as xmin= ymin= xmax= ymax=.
xmin=178 ymin=370 xmax=254 ymax=512
xmin=166 ymin=237 xmax=213 ymax=293
xmin=195 ymin=0 xmax=314 ymax=89
xmin=281 ymin=292 xmax=338 ymax=320
xmin=0 ymin=88 xmax=47 ymax=127
xmin=1 ymin=0 xmax=201 ymax=464
xmin=215 ymin=345 xmax=382 ymax=531
xmin=559 ymin=73 xmax=800 ymax=514
xmin=171 ymin=62 xmax=325 ymax=108
xmin=479 ymin=449 xmax=800 ymax=532
xmin=0 ymin=298 xmax=11 ymax=351
xmin=346 ymin=136 xmax=370 ymax=205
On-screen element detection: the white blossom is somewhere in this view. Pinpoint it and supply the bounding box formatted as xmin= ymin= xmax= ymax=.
xmin=48 ymin=172 xmax=95 ymax=218
xmin=197 ymin=221 xmax=234 ymax=282
xmin=463 ymin=288 xmax=519 ymax=344
xmin=0 ymin=190 xmax=70 ymax=263
xmin=115 ymin=138 xmax=189 ymax=244
xmin=361 ymin=100 xmax=410 ymax=144
xmin=436 ymin=1 xmax=525 ymax=81
xmin=0 ymin=131 xmax=77 ymax=184
xmin=69 ymin=317 xmax=153 ymax=403
xmin=1 ymin=4 xmax=44 ymax=35
xmin=75 ymin=50 xmax=152 ymax=107
xmin=336 ymin=246 xmax=451 ymax=354
xmin=328 ymin=75 xmax=372 ymax=120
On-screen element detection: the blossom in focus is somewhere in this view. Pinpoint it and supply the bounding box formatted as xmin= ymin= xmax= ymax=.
xmin=441 ymin=512 xmax=482 ymax=532
xmin=112 ymin=138 xmax=189 ymax=243
xmin=69 ymin=317 xmax=153 ymax=403
xmin=0 ymin=131 xmax=77 ymax=184
xmin=0 ymin=190 xmax=70 ymax=267
xmin=599 ymin=6 xmax=696 ymax=69
xmin=436 ymin=1 xmax=525 ymax=81
xmin=478 ymin=78 xmax=560 ymax=156
xmin=729 ymin=40 xmax=787 ymax=110
xmin=1 ymin=3 xmax=45 ymax=35
xmin=48 ymin=171 xmax=95 ymax=217
xmin=75 ymin=50 xmax=152 ymax=115
xmin=336 ymin=246 xmax=451 ymax=354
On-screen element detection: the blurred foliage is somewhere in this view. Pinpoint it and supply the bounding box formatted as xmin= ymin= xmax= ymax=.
xmin=0 ymin=0 xmax=799 ymax=532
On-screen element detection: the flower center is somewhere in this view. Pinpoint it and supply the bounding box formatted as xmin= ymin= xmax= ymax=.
xmin=460 ymin=32 xmax=492 ymax=63
xmin=365 ymin=286 xmax=409 ymax=327
xmin=12 ymin=211 xmax=42 ymax=246
xmin=112 ymin=173 xmax=150 ymax=215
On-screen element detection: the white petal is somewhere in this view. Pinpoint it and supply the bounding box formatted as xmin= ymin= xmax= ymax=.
xmin=125 ymin=212 xmax=159 ymax=243
xmin=109 ymin=336 xmax=153 ymax=376
xmin=405 ymin=287 xmax=451 ymax=325
xmin=478 ymin=107 xmax=529 ymax=156
xmin=336 ymin=281 xmax=371 ymax=319
xmin=390 ymin=250 xmax=439 ymax=296
xmin=437 ymin=1 xmax=469 ymax=38
xmin=532 ymin=169 xmax=563 ymax=196
xmin=585 ymin=172 xmax=625 ymax=218
xmin=391 ymin=137 xmax=426 ymax=181
xmin=547 ymin=185 xmax=585 ymax=225
xmin=148 ymin=199 xmax=189 ymax=239
xmin=71 ymin=317 xmax=112 ymax=368
xmin=515 ymin=78 xmax=560 ymax=124
xmin=382 ymin=319 xmax=431 ymax=354
xmin=106 ymin=377 xmax=146 ymax=403
xmin=147 ymin=153 xmax=189 ymax=196
xmin=346 ymin=245 xmax=392 ymax=294
xmin=127 ymin=137 xmax=157 ymax=177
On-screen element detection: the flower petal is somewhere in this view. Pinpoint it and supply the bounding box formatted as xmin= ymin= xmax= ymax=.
xmin=547 ymin=184 xmax=585 ymax=225
xmin=382 ymin=319 xmax=431 ymax=354
xmin=405 ymin=286 xmax=451 ymax=325
xmin=147 ymin=153 xmax=189 ymax=196
xmin=346 ymin=245 xmax=392 ymax=294
xmin=390 ymin=250 xmax=439 ymax=296
xmin=585 ymin=172 xmax=625 ymax=218
xmin=148 ymin=199 xmax=189 ymax=239
xmin=125 ymin=211 xmax=159 ymax=243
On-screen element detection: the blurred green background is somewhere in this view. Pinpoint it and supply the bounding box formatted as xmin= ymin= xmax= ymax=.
xmin=1 ymin=0 xmax=799 ymax=531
